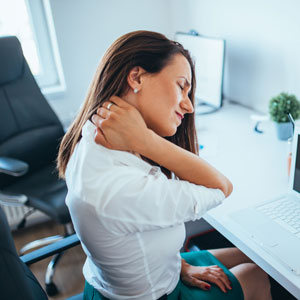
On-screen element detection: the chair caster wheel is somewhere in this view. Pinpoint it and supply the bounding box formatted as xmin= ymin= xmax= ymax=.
xmin=45 ymin=282 xmax=59 ymax=296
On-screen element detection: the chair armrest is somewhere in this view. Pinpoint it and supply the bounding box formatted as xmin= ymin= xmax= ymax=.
xmin=20 ymin=233 xmax=81 ymax=265
xmin=0 ymin=191 xmax=28 ymax=206
xmin=0 ymin=157 xmax=29 ymax=176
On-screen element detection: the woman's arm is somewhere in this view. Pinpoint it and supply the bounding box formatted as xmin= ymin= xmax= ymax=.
xmin=92 ymin=96 xmax=232 ymax=197
xmin=138 ymin=129 xmax=232 ymax=197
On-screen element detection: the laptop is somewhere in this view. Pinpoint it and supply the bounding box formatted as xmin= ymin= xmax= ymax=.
xmin=230 ymin=126 xmax=300 ymax=275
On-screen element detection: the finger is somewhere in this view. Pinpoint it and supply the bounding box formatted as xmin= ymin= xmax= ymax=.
xmin=197 ymin=272 xmax=227 ymax=293
xmin=91 ymin=114 xmax=103 ymax=127
xmin=209 ymin=265 xmax=221 ymax=269
xmin=202 ymin=266 xmax=231 ymax=286
xmin=210 ymin=276 xmax=227 ymax=293
xmin=96 ymin=107 xmax=111 ymax=118
xmin=189 ymin=278 xmax=211 ymax=291
xmin=219 ymin=275 xmax=232 ymax=291
xmin=211 ymin=270 xmax=232 ymax=290
xmin=219 ymin=272 xmax=232 ymax=290
xmin=101 ymin=101 xmax=117 ymax=112
xmin=210 ymin=268 xmax=232 ymax=290
xmin=207 ymin=265 xmax=224 ymax=272
xmin=108 ymin=95 xmax=129 ymax=108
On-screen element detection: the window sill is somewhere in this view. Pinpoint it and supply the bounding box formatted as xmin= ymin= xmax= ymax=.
xmin=42 ymin=83 xmax=66 ymax=100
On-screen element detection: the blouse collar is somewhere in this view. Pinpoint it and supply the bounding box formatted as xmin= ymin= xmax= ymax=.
xmin=82 ymin=120 xmax=159 ymax=175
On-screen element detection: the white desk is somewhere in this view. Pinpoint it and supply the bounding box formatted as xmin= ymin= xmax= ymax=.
xmin=196 ymin=101 xmax=300 ymax=298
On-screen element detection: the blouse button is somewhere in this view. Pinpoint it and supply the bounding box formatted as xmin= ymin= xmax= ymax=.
xmin=149 ymin=166 xmax=160 ymax=176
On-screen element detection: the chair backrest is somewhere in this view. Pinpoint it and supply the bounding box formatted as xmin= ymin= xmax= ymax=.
xmin=0 ymin=36 xmax=64 ymax=188
xmin=0 ymin=206 xmax=48 ymax=300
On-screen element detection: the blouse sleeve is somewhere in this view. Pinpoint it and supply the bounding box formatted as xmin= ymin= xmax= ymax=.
xmin=84 ymin=165 xmax=225 ymax=235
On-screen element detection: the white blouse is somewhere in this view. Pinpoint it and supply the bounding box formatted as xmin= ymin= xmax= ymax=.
xmin=65 ymin=120 xmax=225 ymax=300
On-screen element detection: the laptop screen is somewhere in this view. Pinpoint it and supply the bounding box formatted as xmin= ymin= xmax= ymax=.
xmin=293 ymin=134 xmax=300 ymax=192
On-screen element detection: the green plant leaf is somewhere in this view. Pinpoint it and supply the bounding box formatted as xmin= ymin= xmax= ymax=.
xmin=269 ymin=92 xmax=300 ymax=123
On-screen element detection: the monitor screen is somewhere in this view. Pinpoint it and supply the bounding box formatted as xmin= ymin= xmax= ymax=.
xmin=175 ymin=32 xmax=225 ymax=112
xmin=293 ymin=135 xmax=300 ymax=192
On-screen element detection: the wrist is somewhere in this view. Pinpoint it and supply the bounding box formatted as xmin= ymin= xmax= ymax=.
xmin=180 ymin=259 xmax=190 ymax=275
xmin=135 ymin=128 xmax=158 ymax=157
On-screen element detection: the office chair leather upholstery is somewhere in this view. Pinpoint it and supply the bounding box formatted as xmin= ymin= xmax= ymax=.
xmin=3 ymin=164 xmax=69 ymax=223
xmin=0 ymin=206 xmax=48 ymax=300
xmin=0 ymin=36 xmax=70 ymax=224
xmin=0 ymin=206 xmax=83 ymax=300
xmin=0 ymin=35 xmax=71 ymax=295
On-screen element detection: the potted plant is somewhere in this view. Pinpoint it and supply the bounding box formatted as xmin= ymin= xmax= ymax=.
xmin=269 ymin=92 xmax=300 ymax=140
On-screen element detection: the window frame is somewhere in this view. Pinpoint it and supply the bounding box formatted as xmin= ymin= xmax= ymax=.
xmin=25 ymin=0 xmax=66 ymax=97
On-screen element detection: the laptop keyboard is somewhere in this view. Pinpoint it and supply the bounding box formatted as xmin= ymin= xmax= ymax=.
xmin=255 ymin=198 xmax=300 ymax=236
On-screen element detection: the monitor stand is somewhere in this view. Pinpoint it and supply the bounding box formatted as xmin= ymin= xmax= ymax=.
xmin=196 ymin=103 xmax=220 ymax=115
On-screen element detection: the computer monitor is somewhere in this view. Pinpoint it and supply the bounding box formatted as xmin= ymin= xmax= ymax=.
xmin=175 ymin=31 xmax=225 ymax=114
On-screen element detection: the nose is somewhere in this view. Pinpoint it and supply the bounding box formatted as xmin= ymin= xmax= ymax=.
xmin=180 ymin=94 xmax=194 ymax=114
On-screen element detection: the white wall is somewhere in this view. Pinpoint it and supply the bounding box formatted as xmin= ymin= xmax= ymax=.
xmin=46 ymin=0 xmax=300 ymax=118
xmin=172 ymin=0 xmax=300 ymax=113
xmin=46 ymin=0 xmax=174 ymax=125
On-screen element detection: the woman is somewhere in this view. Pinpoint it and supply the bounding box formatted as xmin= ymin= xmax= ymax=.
xmin=57 ymin=31 xmax=272 ymax=300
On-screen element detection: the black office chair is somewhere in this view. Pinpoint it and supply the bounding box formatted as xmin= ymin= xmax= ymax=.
xmin=0 ymin=35 xmax=72 ymax=296
xmin=0 ymin=206 xmax=83 ymax=300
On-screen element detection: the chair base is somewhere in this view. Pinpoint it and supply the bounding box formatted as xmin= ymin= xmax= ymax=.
xmin=45 ymin=251 xmax=64 ymax=296
xmin=45 ymin=282 xmax=59 ymax=297
xmin=20 ymin=235 xmax=64 ymax=255
xmin=19 ymin=222 xmax=75 ymax=296
xmin=19 ymin=235 xmax=64 ymax=296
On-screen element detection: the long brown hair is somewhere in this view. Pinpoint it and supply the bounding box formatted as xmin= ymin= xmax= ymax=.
xmin=57 ymin=30 xmax=198 ymax=178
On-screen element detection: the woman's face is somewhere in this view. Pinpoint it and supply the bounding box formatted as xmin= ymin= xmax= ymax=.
xmin=134 ymin=54 xmax=194 ymax=137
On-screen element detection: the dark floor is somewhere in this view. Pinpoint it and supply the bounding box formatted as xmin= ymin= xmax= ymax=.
xmin=186 ymin=230 xmax=298 ymax=300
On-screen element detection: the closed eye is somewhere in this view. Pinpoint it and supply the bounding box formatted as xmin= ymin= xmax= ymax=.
xmin=178 ymin=83 xmax=184 ymax=90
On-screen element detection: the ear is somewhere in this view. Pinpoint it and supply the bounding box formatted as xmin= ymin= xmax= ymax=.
xmin=127 ymin=66 xmax=146 ymax=91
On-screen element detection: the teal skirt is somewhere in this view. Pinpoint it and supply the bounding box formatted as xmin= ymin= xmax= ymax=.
xmin=168 ymin=251 xmax=244 ymax=300
xmin=84 ymin=250 xmax=244 ymax=300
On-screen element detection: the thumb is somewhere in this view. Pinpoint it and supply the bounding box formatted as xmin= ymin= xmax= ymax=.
xmin=94 ymin=128 xmax=111 ymax=149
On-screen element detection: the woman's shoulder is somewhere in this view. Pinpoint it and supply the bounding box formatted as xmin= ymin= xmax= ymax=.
xmin=66 ymin=120 xmax=154 ymax=182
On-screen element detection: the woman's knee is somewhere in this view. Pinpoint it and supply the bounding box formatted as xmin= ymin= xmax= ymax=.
xmin=230 ymin=263 xmax=271 ymax=300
